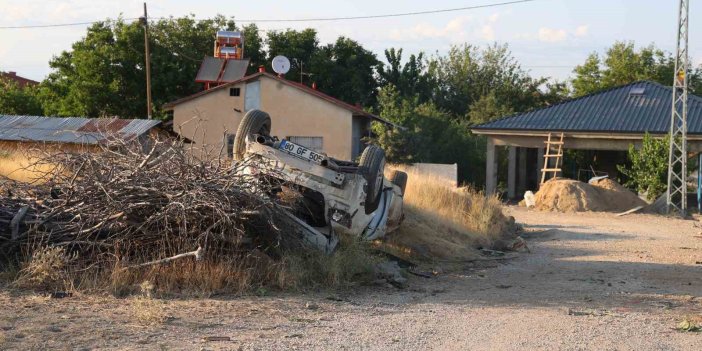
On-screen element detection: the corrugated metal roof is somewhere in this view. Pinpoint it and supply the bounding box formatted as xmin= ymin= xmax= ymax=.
xmin=472 ymin=81 xmax=702 ymax=135
xmin=0 ymin=115 xmax=161 ymax=144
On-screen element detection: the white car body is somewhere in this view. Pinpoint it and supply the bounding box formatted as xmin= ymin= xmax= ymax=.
xmin=240 ymin=138 xmax=404 ymax=253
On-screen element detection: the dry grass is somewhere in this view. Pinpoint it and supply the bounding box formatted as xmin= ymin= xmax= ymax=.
xmin=13 ymin=247 xmax=77 ymax=291
xmin=676 ymin=315 xmax=702 ymax=332
xmin=276 ymin=236 xmax=379 ymax=289
xmin=108 ymin=253 xmax=281 ymax=297
xmin=36 ymin=245 xmax=377 ymax=296
xmin=0 ymin=143 xmax=58 ymax=183
xmin=131 ymin=296 xmax=170 ymax=325
xmin=7 ymin=243 xmax=376 ymax=297
xmin=383 ymin=165 xmax=516 ymax=262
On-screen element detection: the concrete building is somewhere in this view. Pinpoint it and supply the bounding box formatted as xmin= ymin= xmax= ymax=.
xmin=471 ymin=81 xmax=702 ymax=199
xmin=163 ymin=71 xmax=394 ymax=161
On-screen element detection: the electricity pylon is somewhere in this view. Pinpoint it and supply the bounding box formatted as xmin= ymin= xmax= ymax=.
xmin=667 ymin=0 xmax=690 ymax=215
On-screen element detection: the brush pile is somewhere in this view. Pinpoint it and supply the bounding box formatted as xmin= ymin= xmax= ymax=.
xmin=0 ymin=137 xmax=300 ymax=267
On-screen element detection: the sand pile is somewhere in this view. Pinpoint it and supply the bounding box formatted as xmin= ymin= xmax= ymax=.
xmin=589 ymin=178 xmax=648 ymax=211
xmin=532 ymin=178 xmax=647 ymax=213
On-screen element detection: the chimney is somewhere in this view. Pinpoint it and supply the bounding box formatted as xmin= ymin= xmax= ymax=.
xmin=8 ymin=71 xmax=16 ymax=77
xmin=258 ymin=65 xmax=265 ymax=73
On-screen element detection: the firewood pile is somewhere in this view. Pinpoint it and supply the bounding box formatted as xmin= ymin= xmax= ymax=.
xmin=0 ymin=137 xmax=298 ymax=267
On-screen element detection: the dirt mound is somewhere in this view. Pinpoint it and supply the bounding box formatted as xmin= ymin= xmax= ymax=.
xmin=534 ymin=178 xmax=604 ymax=212
xmin=533 ymin=178 xmax=646 ymax=213
xmin=589 ymin=178 xmax=647 ymax=212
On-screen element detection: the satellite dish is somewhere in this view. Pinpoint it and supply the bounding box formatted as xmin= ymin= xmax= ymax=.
xmin=272 ymin=55 xmax=291 ymax=74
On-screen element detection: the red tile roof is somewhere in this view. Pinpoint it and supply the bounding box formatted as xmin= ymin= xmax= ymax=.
xmin=163 ymin=72 xmax=395 ymax=126
xmin=0 ymin=71 xmax=38 ymax=88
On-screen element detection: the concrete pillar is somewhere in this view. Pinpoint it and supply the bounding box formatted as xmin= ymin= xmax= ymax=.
xmin=486 ymin=137 xmax=497 ymax=195
xmin=518 ymin=147 xmax=527 ymax=194
xmin=536 ymin=147 xmax=545 ymax=189
xmin=507 ymin=146 xmax=517 ymax=199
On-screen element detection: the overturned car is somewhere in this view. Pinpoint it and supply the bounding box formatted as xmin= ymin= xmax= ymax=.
xmin=233 ymin=109 xmax=407 ymax=253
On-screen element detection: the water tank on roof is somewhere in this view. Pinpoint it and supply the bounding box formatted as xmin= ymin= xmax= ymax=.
xmin=216 ymin=31 xmax=243 ymax=44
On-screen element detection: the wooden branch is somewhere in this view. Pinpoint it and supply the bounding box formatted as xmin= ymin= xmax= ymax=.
xmin=10 ymin=206 xmax=29 ymax=240
xmin=121 ymin=246 xmax=203 ymax=270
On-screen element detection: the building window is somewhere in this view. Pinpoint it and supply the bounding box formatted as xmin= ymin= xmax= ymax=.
xmin=226 ymin=134 xmax=235 ymax=158
xmin=229 ymin=87 xmax=241 ymax=97
xmin=288 ymin=136 xmax=323 ymax=152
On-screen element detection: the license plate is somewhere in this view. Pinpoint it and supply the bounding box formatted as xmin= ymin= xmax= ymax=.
xmin=279 ymin=140 xmax=325 ymax=164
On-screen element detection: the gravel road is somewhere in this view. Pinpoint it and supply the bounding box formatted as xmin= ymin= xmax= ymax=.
xmin=1 ymin=207 xmax=701 ymax=350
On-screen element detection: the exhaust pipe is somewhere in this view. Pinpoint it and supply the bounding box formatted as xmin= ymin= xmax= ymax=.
xmin=254 ymin=134 xmax=274 ymax=146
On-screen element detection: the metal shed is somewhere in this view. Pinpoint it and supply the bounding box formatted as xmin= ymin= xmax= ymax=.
xmin=0 ymin=115 xmax=161 ymax=145
xmin=471 ymin=81 xmax=702 ymax=198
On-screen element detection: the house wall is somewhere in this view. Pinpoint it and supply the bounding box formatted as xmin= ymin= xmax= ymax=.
xmin=172 ymin=76 xmax=355 ymax=160
xmin=172 ymin=82 xmax=247 ymax=159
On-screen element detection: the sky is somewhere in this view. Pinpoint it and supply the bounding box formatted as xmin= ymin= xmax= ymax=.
xmin=1 ymin=0 xmax=701 ymax=83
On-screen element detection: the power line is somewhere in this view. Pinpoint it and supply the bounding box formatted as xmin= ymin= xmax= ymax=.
xmin=151 ymin=38 xmax=202 ymax=62
xmin=235 ymin=0 xmax=537 ymax=22
xmin=0 ymin=17 xmax=142 ymax=29
xmin=0 ymin=0 xmax=536 ymax=29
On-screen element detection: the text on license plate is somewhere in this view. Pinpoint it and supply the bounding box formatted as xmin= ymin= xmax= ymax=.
xmin=279 ymin=140 xmax=325 ymax=164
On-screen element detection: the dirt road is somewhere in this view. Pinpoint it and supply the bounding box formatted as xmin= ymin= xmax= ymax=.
xmin=2 ymin=207 xmax=702 ymax=350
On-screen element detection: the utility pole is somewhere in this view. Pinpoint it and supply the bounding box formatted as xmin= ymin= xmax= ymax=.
xmin=141 ymin=2 xmax=153 ymax=119
xmin=667 ymin=0 xmax=690 ymax=215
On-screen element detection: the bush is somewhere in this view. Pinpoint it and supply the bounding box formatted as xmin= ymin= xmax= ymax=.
xmin=617 ymin=133 xmax=669 ymax=201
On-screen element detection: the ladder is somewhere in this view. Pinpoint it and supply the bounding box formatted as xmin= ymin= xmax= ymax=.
xmin=540 ymin=132 xmax=564 ymax=185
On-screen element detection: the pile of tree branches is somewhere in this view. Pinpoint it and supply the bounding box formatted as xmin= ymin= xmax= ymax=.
xmin=0 ymin=137 xmax=299 ymax=268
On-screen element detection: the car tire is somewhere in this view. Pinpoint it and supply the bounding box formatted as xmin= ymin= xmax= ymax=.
xmin=359 ymin=145 xmax=386 ymax=213
xmin=233 ymin=109 xmax=272 ymax=161
xmin=389 ymin=170 xmax=408 ymax=196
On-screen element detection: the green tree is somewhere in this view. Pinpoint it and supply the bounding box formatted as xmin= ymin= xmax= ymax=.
xmin=377 ymin=48 xmax=431 ymax=102
xmin=0 ymin=80 xmax=42 ymax=115
xmin=266 ymin=30 xmax=380 ymax=106
xmin=617 ymin=133 xmax=669 ymax=201
xmin=370 ymin=85 xmax=485 ymax=185
xmin=572 ymin=54 xmax=602 ymax=97
xmin=370 ymin=85 xmax=421 ymax=163
xmin=241 ymin=23 xmax=266 ymax=71
xmin=150 ymin=15 xmax=239 ymax=108
xmin=265 ymin=28 xmax=319 ymax=83
xmin=426 ymin=43 xmax=555 ymax=123
xmin=311 ymin=37 xmax=380 ymax=106
xmin=466 ymin=92 xmax=514 ymax=125
xmin=572 ymin=41 xmax=702 ymax=96
xmin=40 ymin=15 xmax=241 ymax=118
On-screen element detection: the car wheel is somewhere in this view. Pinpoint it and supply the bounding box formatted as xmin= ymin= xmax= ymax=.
xmin=359 ymin=145 xmax=386 ymax=213
xmin=389 ymin=170 xmax=408 ymax=196
xmin=233 ymin=109 xmax=272 ymax=161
